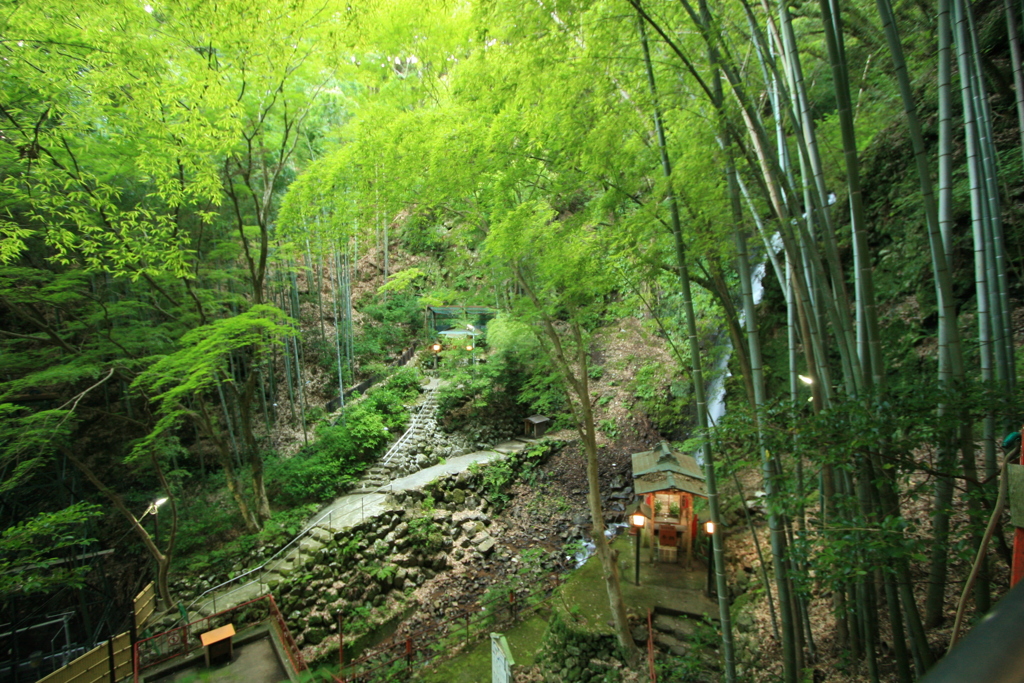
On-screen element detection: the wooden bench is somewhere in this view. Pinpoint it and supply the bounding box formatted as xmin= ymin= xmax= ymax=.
xmin=200 ymin=624 xmax=235 ymax=666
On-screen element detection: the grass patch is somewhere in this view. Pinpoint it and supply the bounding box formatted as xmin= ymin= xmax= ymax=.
xmin=417 ymin=608 xmax=551 ymax=683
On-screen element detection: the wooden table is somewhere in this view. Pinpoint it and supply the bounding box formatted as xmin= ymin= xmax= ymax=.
xmin=199 ymin=624 xmax=235 ymax=666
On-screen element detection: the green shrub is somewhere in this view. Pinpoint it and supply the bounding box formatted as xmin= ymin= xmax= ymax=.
xmin=353 ymin=292 xmax=421 ymax=366
xmin=436 ymin=353 xmax=529 ymax=431
xmin=266 ymin=402 xmax=399 ymax=507
xmin=173 ymin=486 xmax=239 ymax=558
xmin=384 ymin=366 xmax=423 ymax=396
xmin=631 ymin=361 xmax=691 ymax=435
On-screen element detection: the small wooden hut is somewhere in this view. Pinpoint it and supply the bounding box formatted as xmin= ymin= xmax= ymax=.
xmin=630 ymin=441 xmax=707 ymax=567
xmin=523 ymin=415 xmax=551 ymax=439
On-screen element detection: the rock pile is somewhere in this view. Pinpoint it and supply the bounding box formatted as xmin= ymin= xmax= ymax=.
xmin=455 ymin=414 xmax=522 ymax=451
xmin=536 ymin=612 xmax=630 ymax=683
xmin=270 ymin=469 xmax=514 ymax=653
xmin=600 ymin=473 xmax=635 ymax=523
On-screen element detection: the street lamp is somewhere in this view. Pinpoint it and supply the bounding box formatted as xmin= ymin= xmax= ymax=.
xmin=626 ymin=502 xmax=651 ymax=586
xmin=142 ymin=497 xmax=169 ymax=546
xmin=705 ymin=520 xmax=716 ymax=598
xmin=466 ymin=344 xmax=475 ymax=368
xmin=431 ymin=342 xmax=441 ymax=370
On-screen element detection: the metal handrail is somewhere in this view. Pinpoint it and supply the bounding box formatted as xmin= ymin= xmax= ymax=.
xmin=185 ymin=381 xmax=438 ymax=614
xmin=184 ymin=501 xmax=341 ymax=613
xmin=380 ymin=383 xmax=438 ymax=466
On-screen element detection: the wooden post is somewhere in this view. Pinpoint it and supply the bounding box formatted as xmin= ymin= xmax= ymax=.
xmin=108 ymin=637 xmax=116 ymax=683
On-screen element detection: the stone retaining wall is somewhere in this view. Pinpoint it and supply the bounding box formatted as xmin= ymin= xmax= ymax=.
xmin=271 ymin=441 xmax=563 ymax=656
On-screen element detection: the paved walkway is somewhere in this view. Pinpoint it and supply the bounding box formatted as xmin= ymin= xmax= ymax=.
xmin=305 ymin=447 xmax=513 ymax=532
xmin=149 ymin=635 xmax=286 ymax=683
xmin=191 ymin=441 xmax=529 ymax=616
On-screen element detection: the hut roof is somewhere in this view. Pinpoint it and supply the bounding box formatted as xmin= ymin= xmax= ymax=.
xmin=630 ymin=442 xmax=707 ymax=497
xmin=437 ymin=329 xmax=481 ymax=338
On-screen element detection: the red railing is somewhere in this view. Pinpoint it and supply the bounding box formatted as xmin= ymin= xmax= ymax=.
xmin=133 ymin=595 xmax=307 ymax=682
xmin=267 ymin=594 xmax=309 ymax=677
xmin=337 ymin=574 xmax=563 ymax=682
xmin=647 ymin=609 xmax=657 ymax=682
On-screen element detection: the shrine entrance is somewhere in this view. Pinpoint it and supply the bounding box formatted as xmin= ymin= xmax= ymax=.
xmin=630 ymin=442 xmax=707 ymax=569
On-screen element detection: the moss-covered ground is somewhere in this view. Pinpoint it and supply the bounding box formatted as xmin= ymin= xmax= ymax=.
xmin=416 ymin=533 xmax=715 ymax=679
xmin=417 ymin=607 xmax=551 ymax=682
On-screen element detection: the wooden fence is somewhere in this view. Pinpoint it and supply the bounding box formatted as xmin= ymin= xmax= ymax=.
xmin=37 ymin=632 xmax=131 ymax=683
xmin=133 ymin=583 xmax=155 ymax=632
xmin=36 ymin=581 xmax=155 ymax=683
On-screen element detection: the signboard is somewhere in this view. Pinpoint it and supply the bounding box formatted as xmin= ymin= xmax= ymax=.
xmin=1008 ymin=464 xmax=1024 ymax=529
xmin=491 ymin=632 xmax=514 ymax=683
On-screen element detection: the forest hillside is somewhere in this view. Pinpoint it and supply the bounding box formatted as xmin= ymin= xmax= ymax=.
xmin=1 ymin=0 xmax=1023 ymax=681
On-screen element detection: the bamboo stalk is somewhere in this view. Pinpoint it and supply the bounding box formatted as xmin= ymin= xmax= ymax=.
xmin=637 ymin=12 xmax=736 ymax=678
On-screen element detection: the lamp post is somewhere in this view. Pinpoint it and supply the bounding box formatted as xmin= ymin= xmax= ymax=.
xmin=431 ymin=342 xmax=441 ymax=370
xmin=626 ymin=502 xmax=651 ymax=586
xmin=140 ymin=497 xmax=168 ymax=600
xmin=143 ymin=497 xmax=169 ymax=546
xmin=705 ymin=520 xmax=716 ymax=598
xmin=466 ymin=324 xmax=477 ymax=369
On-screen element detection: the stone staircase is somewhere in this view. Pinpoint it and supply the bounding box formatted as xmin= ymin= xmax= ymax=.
xmin=353 ymin=384 xmax=442 ymax=493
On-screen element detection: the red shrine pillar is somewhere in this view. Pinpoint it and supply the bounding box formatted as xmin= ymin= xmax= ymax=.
xmin=1012 ymin=435 xmax=1024 ymax=587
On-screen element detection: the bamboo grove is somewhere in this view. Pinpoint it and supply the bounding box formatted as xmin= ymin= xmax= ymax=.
xmin=1 ymin=0 xmax=1023 ymax=680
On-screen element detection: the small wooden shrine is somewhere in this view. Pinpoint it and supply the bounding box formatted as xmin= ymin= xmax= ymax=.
xmin=630 ymin=441 xmax=707 ymax=567
xmin=523 ymin=415 xmax=551 ymax=439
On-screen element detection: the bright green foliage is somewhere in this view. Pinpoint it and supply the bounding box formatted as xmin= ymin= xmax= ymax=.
xmin=0 ymin=501 xmax=102 ymax=595
xmin=266 ymin=374 xmax=421 ymax=506
xmin=0 ymin=403 xmax=105 ymax=594
xmin=353 ymin=292 xmax=422 ymax=364
xmin=131 ymin=305 xmax=296 ymax=450
xmin=378 ymin=268 xmax=428 ymax=294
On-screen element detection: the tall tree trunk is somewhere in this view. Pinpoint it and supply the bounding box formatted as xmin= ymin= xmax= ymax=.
xmin=63 ymin=448 xmax=176 ymax=606
xmin=515 ymin=273 xmax=637 ymax=655
xmin=954 ymin=0 xmax=994 ymax=613
xmin=721 ymin=66 xmax=799 ymax=683
xmin=927 ymin=0 xmax=958 ymax=627
xmin=198 ymin=400 xmax=259 ymax=533
xmin=635 ymin=14 xmax=736 ymax=677
xmin=1006 ymin=0 xmax=1024 ymax=166
xmin=237 ymin=371 xmax=271 ymax=522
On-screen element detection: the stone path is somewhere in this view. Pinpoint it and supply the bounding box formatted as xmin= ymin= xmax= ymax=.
xmin=189 ymin=424 xmax=533 ymax=616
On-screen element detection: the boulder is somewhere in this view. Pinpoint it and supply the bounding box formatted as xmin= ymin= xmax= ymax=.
xmin=654 ymin=632 xmax=687 ymax=656
xmin=299 ymin=538 xmax=324 ymax=555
